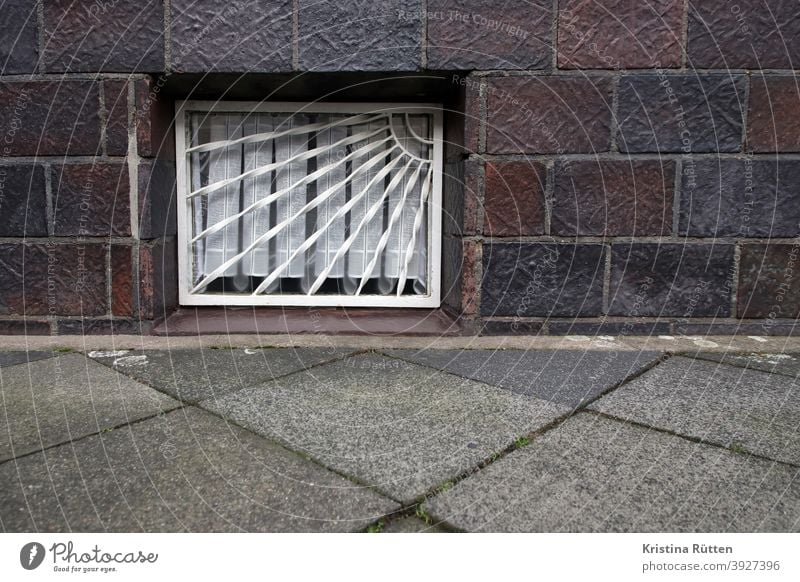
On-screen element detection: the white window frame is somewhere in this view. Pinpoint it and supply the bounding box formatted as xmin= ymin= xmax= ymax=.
xmin=174 ymin=100 xmax=444 ymax=308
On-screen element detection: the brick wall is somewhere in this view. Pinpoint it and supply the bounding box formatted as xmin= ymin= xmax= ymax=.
xmin=0 ymin=1 xmax=798 ymax=336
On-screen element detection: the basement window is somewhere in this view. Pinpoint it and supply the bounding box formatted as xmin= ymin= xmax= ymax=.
xmin=175 ymin=101 xmax=443 ymax=307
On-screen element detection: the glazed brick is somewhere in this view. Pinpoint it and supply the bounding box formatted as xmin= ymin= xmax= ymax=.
xmin=298 ymin=0 xmax=422 ymax=71
xmin=138 ymin=238 xmax=178 ymax=321
xmin=618 ymin=75 xmax=746 ymax=153
xmin=680 ymin=159 xmax=800 ymax=237
xmin=0 ymin=0 xmax=37 ymax=74
xmin=747 ymin=76 xmax=800 ymax=153
xmin=134 ymin=78 xmax=174 ymax=158
xmin=52 ymin=164 xmax=131 ymax=237
xmin=427 ymin=0 xmax=552 ymax=70
xmin=481 ymin=243 xmax=604 ymax=317
xmin=486 ymin=77 xmax=613 ymax=154
xmin=111 ymin=246 xmax=133 ymax=317
xmin=609 ymin=244 xmax=735 ymax=317
xmin=42 ymin=0 xmax=164 ymax=72
xmin=559 ymin=0 xmax=682 ymax=69
xmin=138 ymin=159 xmax=177 ymax=239
xmin=104 ymin=80 xmax=129 ymax=156
xmin=737 ymin=244 xmax=800 ymax=319
xmin=552 ymin=160 xmax=674 ymax=236
xmin=0 ymin=165 xmax=47 ymax=236
xmin=688 ymin=0 xmax=800 ymax=69
xmin=171 ymin=0 xmax=292 ymax=72
xmin=484 ymin=161 xmax=545 ymax=236
xmin=0 ymin=81 xmax=101 ymax=156
xmin=0 ymin=243 xmax=108 ymax=316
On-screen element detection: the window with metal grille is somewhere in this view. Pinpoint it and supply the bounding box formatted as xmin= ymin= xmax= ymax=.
xmin=175 ymin=101 xmax=443 ymax=307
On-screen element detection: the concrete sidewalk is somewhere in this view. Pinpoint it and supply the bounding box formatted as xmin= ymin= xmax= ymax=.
xmin=1 ymin=344 xmax=798 ymax=532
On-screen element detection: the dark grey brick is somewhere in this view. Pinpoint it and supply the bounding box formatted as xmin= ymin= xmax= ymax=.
xmin=0 ymin=0 xmax=37 ymax=74
xmin=0 ymin=165 xmax=47 ymax=236
xmin=680 ymin=159 xmax=800 ymax=237
xmin=43 ymin=0 xmax=164 ymax=72
xmin=171 ymin=0 xmax=292 ymax=72
xmin=138 ymin=158 xmax=177 ymax=239
xmin=618 ymin=74 xmax=746 ymax=153
xmin=609 ymin=243 xmax=735 ymax=317
xmin=481 ymin=243 xmax=605 ymax=317
xmin=298 ymin=0 xmax=422 ymax=71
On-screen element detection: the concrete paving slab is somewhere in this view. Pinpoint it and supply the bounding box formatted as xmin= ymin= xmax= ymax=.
xmin=88 ymin=347 xmax=353 ymax=404
xmin=380 ymin=516 xmax=448 ymax=533
xmin=589 ymin=356 xmax=800 ymax=465
xmin=202 ymin=353 xmax=569 ymax=504
xmin=0 ymin=350 xmax=55 ymax=368
xmin=385 ymin=349 xmax=663 ymax=408
xmin=0 ymin=353 xmax=179 ymax=462
xmin=693 ymin=351 xmax=800 ymax=378
xmin=0 ymin=407 xmax=398 ymax=532
xmin=424 ymin=414 xmax=800 ymax=532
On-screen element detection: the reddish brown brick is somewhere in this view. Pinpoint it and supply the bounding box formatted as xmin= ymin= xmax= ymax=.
xmin=134 ymin=78 xmax=174 ymax=158
xmin=738 ymin=244 xmax=800 ymax=319
xmin=747 ymin=76 xmax=800 ymax=153
xmin=559 ymin=0 xmax=683 ymax=69
xmin=552 ymin=160 xmax=674 ymax=236
xmin=689 ymin=0 xmax=800 ymax=69
xmin=0 ymin=243 xmax=107 ymax=316
xmin=104 ymin=80 xmax=129 ymax=156
xmin=486 ymin=77 xmax=613 ymax=154
xmin=461 ymin=239 xmax=480 ymax=316
xmin=0 ymin=81 xmax=101 ymax=155
xmin=428 ymin=0 xmax=552 ymax=70
xmin=52 ymin=164 xmax=131 ymax=237
xmin=484 ymin=161 xmax=545 ymax=236
xmin=42 ymin=0 xmax=164 ymax=72
xmin=111 ymin=246 xmax=133 ymax=317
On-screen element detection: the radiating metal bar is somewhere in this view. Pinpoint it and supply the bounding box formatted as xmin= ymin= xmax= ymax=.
xmin=356 ymin=162 xmax=426 ymax=295
xmin=186 ymin=113 xmax=385 ymax=154
xmin=253 ymin=154 xmax=406 ymax=295
xmin=191 ymin=147 xmax=402 ymax=294
xmin=308 ymin=157 xmax=415 ymax=295
xmin=187 ymin=126 xmax=388 ymax=199
xmin=397 ymin=165 xmax=433 ymax=295
xmin=191 ymin=136 xmax=391 ymax=243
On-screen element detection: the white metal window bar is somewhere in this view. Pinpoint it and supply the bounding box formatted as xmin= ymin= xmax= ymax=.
xmin=175 ymin=101 xmax=443 ymax=307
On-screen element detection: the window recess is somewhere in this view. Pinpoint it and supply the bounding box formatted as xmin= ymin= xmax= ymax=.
xmin=175 ymin=101 xmax=443 ymax=307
